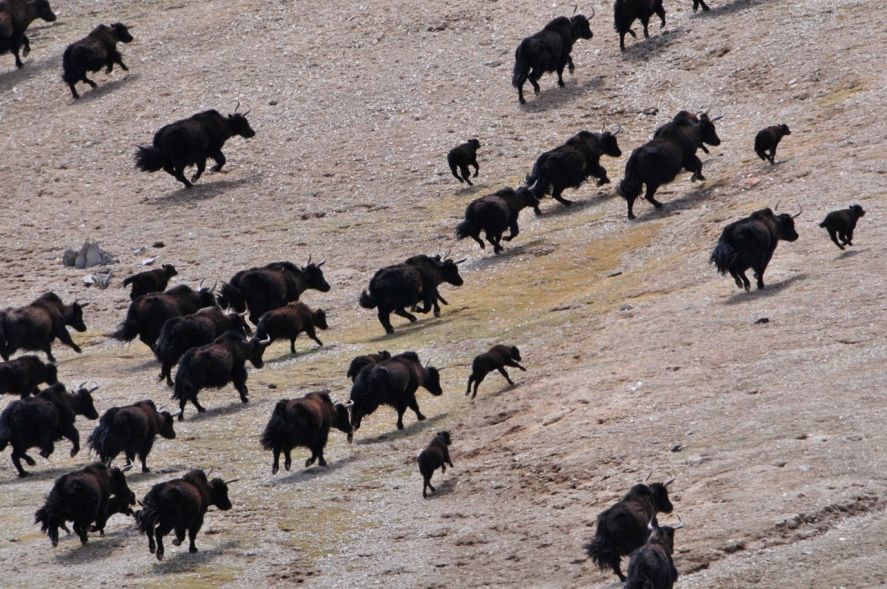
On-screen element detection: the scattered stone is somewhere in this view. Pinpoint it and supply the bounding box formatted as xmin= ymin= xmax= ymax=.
xmin=131 ymin=246 xmax=148 ymax=255
xmin=608 ymin=271 xmax=623 ymax=278
xmin=670 ymin=444 xmax=685 ymax=453
xmin=619 ymin=303 xmax=633 ymax=312
xmin=63 ymin=241 xmax=117 ymax=269
xmin=267 ymin=383 xmax=278 ymax=389
xmin=642 ymin=107 xmax=659 ymax=116
xmin=721 ymin=539 xmax=745 ymax=553
xmin=83 ymin=269 xmax=113 ymax=289
xmin=141 ymin=257 xmax=158 ymax=265
xmin=773 ymin=461 xmax=787 ymax=468
xmin=799 ymin=464 xmax=812 ymax=472
xmin=152 ymin=241 xmax=165 ymax=248
xmin=629 ymin=381 xmax=643 ymax=392
xmin=795 ymin=433 xmax=808 ymax=440
xmin=754 ymin=317 xmax=770 ymax=324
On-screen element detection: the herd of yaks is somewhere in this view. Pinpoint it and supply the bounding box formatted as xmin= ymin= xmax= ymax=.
xmin=0 ymin=0 xmax=872 ymax=584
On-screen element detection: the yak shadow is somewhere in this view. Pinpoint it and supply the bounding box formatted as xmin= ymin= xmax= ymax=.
xmin=0 ymin=53 xmax=59 ymax=92
xmin=182 ymin=398 xmax=254 ymax=423
xmin=54 ymin=526 xmax=140 ymax=563
xmin=148 ymin=175 xmax=259 ymax=206
xmin=620 ymin=27 xmax=687 ymax=62
xmin=698 ymin=0 xmax=769 ymax=17
xmin=0 ymin=461 xmax=79 ymax=485
xmin=365 ymin=313 xmax=457 ymax=343
xmin=423 ymin=476 xmax=457 ymax=500
xmin=836 ymin=249 xmax=860 ymax=259
xmin=354 ymin=412 xmax=448 ymax=446
xmin=70 ymin=74 xmax=139 ymax=103
xmin=149 ymin=539 xmax=241 ymax=573
xmin=471 ymin=380 xmax=519 ymax=402
xmin=634 ymin=181 xmax=722 ymax=222
xmin=519 ymin=75 xmax=605 ymax=113
xmin=265 ymin=344 xmax=327 ymax=366
xmin=722 ymin=273 xmax=808 ymax=305
xmin=534 ymin=192 xmax=609 ymax=218
xmin=268 ymin=450 xmax=363 ymax=485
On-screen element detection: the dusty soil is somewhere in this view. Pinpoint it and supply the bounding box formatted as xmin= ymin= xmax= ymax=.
xmin=0 ymin=0 xmax=885 ymax=587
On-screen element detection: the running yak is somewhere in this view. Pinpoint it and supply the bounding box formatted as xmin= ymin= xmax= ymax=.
xmin=135 ymin=105 xmax=256 ymax=188
xmin=512 ymin=10 xmax=594 ymax=105
xmin=0 ymin=292 xmax=88 ymax=362
xmin=456 ymin=187 xmax=539 ymax=253
xmin=0 ymin=0 xmax=56 ymax=69
xmin=112 ymin=283 xmax=217 ymax=350
xmin=62 ymin=22 xmax=133 ymax=99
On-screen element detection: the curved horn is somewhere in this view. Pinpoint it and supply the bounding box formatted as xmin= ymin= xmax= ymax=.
xmin=87 ymin=384 xmax=100 ymax=393
xmin=643 ymin=470 xmax=653 ymax=483
xmin=77 ymin=381 xmax=87 ymax=390
xmin=157 ymin=404 xmax=168 ymax=412
xmin=317 ymin=259 xmax=326 ymax=267
xmin=672 ymin=514 xmax=684 ymax=530
xmin=342 ymin=400 xmax=355 ymax=409
xmin=711 ymin=115 xmax=724 ymax=122
xmin=211 ymin=280 xmax=218 ymax=293
xmin=307 ymin=254 xmax=313 ymax=265
xmin=78 ymin=302 xmax=90 ymax=308
xmin=198 ymin=279 xmax=206 ymax=290
xmin=647 ymin=517 xmax=657 ymax=531
xmin=611 ymin=122 xmax=622 ymax=136
xmin=773 ymin=201 xmax=780 ymax=212
xmin=224 ymin=478 xmax=240 ymax=484
xmin=664 ymin=474 xmax=675 ymax=487
xmin=588 ymin=6 xmax=595 ymax=19
xmin=573 ymin=4 xmax=578 ymax=13
xmin=258 ymin=335 xmax=272 ymax=345
xmin=454 ymin=258 xmax=467 ymax=265
xmin=121 ymin=463 xmax=134 ymax=472
xmin=206 ymin=467 xmax=215 ymax=477
xmin=234 ymin=100 xmax=241 ymax=112
xmin=242 ymin=108 xmax=251 ymax=116
xmin=792 ymin=206 xmax=803 ymax=219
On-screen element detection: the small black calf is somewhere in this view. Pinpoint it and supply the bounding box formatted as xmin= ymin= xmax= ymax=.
xmin=466 ymin=345 xmax=526 ymax=399
xmin=417 ymin=431 xmax=453 ymax=498
xmin=448 ymin=139 xmax=481 ymax=185
xmin=819 ymin=204 xmax=865 ymax=250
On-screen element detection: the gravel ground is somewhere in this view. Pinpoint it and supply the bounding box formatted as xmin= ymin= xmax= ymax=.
xmin=0 ymin=0 xmax=884 ymax=587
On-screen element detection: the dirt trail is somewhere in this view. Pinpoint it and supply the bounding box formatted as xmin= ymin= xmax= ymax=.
xmin=0 ymin=0 xmax=885 ymax=587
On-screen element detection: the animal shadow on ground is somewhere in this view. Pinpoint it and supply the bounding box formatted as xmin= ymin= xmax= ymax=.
xmin=265 ymin=343 xmax=330 ymax=366
xmin=356 ymin=412 xmax=448 ymax=446
xmin=722 ymin=273 xmax=808 ymax=305
xmin=0 ymin=53 xmax=59 ymax=92
xmin=701 ymin=0 xmax=769 ymax=17
xmin=0 ymin=463 xmax=80 ymax=486
xmin=635 ymin=179 xmax=725 ymax=221
xmin=620 ymin=27 xmax=687 ymax=62
xmin=54 ymin=526 xmax=140 ymax=563
xmin=536 ymin=193 xmax=607 ymax=218
xmin=423 ymin=477 xmax=457 ymax=499
xmin=71 ymin=74 xmax=140 ymax=103
xmin=150 ymin=539 xmax=241 ymax=573
xmin=149 ymin=175 xmax=260 ymax=206
xmin=366 ymin=313 xmax=458 ymax=342
xmin=184 ymin=396 xmax=263 ymax=422
xmin=519 ymin=75 xmax=605 ymax=113
xmin=477 ymin=381 xmax=519 ymax=401
xmin=269 ymin=451 xmax=363 ymax=485
xmin=837 ymin=249 xmax=860 ymax=260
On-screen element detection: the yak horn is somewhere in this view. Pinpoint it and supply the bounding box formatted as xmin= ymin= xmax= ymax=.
xmin=643 ymin=470 xmax=653 ymax=483
xmin=234 ymin=100 xmax=241 ymax=112
xmin=573 ymin=4 xmax=578 ymax=13
xmin=317 ymin=259 xmax=326 ymax=267
xmin=664 ymin=474 xmax=675 ymax=487
xmin=79 ymin=302 xmax=90 ymax=308
xmin=206 ymin=467 xmax=215 ymax=476
xmin=342 ymin=400 xmax=355 ymax=408
xmin=711 ymin=115 xmax=724 ymax=121
xmin=198 ymin=279 xmax=206 ymax=290
xmin=454 ymin=257 xmax=467 ymax=265
xmin=672 ymin=514 xmax=685 ymax=529
xmin=157 ymin=404 xmax=168 ymax=412
xmin=588 ymin=6 xmax=595 ymax=19
xmin=77 ymin=381 xmax=87 ymax=389
xmin=307 ymin=254 xmax=313 ymax=265
xmin=792 ymin=206 xmax=803 ymax=219
xmin=121 ymin=463 xmax=134 ymax=472
xmin=243 ymin=108 xmax=251 ymax=116
xmin=258 ymin=335 xmax=272 ymax=345
xmin=612 ymin=122 xmax=622 ymax=136
xmin=773 ymin=200 xmax=780 ymax=212
xmin=647 ymin=518 xmax=656 ymax=531
xmin=224 ymin=478 xmax=240 ymax=484
xmin=87 ymin=384 xmax=100 ymax=393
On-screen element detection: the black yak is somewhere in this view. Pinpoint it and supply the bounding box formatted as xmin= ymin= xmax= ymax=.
xmin=348 ymin=351 xmax=443 ymax=441
xmin=512 ymin=12 xmax=594 ymax=104
xmin=0 ymin=292 xmax=88 ymax=362
xmin=135 ymin=107 xmax=256 ymax=188
xmin=618 ymin=112 xmax=722 ymax=220
xmin=154 ymin=306 xmax=251 ymax=386
xmin=625 ymin=516 xmax=683 ymax=589
xmin=692 ymin=0 xmax=711 ymax=12
xmin=466 ymin=345 xmax=526 ymax=399
xmin=360 ymin=256 xmax=464 ymax=334
xmin=586 ymin=476 xmax=676 ymax=581
xmin=254 ymin=301 xmax=327 ymax=354
xmin=754 ymin=124 xmax=791 ymax=164
xmin=0 ymin=355 xmax=58 ymax=398
xmin=34 ymin=462 xmax=135 ymax=546
xmin=88 ymin=400 xmax=176 ymax=472
xmin=136 ymin=469 xmax=235 ymax=561
xmin=218 ymin=259 xmax=330 ymax=324
xmin=112 ymin=283 xmax=217 ymax=349
xmin=526 ymin=127 xmax=622 ymax=212
xmin=0 ymin=0 xmax=56 ymax=69
xmin=261 ymin=391 xmax=353 ymax=473
xmin=456 ymin=187 xmax=540 ymax=253
xmin=613 ymin=0 xmax=666 ymax=51
xmin=417 ymin=431 xmax=453 ymax=498
xmin=122 ymin=263 xmax=178 ymax=301
xmin=447 ymin=138 xmax=481 ymax=185
xmin=819 ymin=204 xmax=866 ymax=250
xmin=346 ymin=351 xmax=391 ymax=382
xmin=711 ymin=206 xmax=800 ymax=291
xmin=172 ymin=331 xmax=271 ymax=420
xmin=0 ymin=383 xmax=100 ymax=477
xmin=62 ymin=22 xmax=133 ymax=99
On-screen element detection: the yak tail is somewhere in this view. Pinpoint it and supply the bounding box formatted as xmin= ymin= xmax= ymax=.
xmin=0 ymin=310 xmax=8 ymax=361
xmin=122 ymin=275 xmax=135 ymax=287
xmin=87 ymin=408 xmax=119 ymax=461
xmin=260 ymin=400 xmax=292 ymax=450
xmin=0 ymin=407 xmax=11 ymax=451
xmin=135 ymin=493 xmax=160 ymax=536
xmin=111 ymin=319 xmax=139 ymax=342
xmin=455 ymin=220 xmax=476 ymax=240
xmin=134 ymin=146 xmax=166 ymax=173
xmin=61 ymin=45 xmax=79 ymax=85
xmin=512 ymin=39 xmax=531 ymax=89
xmin=172 ymin=353 xmax=194 ymax=402
xmin=710 ymin=240 xmax=736 ymax=276
xmin=528 ymin=162 xmax=551 ymax=200
xmin=618 ymin=150 xmax=643 ymax=201
xmin=359 ymin=290 xmax=377 ymax=309
xmin=818 ymin=221 xmax=827 ymax=228
xmin=586 ymin=533 xmax=621 ymax=575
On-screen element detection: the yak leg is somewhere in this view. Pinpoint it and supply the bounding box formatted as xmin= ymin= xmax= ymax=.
xmin=503 ymin=220 xmax=519 ymax=241
xmin=466 ymin=374 xmax=475 ymax=395
xmin=171 ymin=527 xmax=186 ymax=546
xmin=147 ymin=527 xmax=157 ymax=553
xmin=233 ymin=366 xmax=249 ymax=402
xmin=377 ymin=308 xmax=395 ymax=334
xmin=394 ymin=308 xmax=418 ymax=323
xmin=459 ymin=164 xmax=473 ymax=186
xmin=114 ymin=53 xmax=129 ymax=71
xmin=68 ymin=80 xmax=81 ymax=99
xmin=11 ymin=43 xmax=23 ymax=68
xmin=154 ymin=523 xmax=172 ymax=561
xmin=591 ymin=164 xmax=610 ymax=186
xmin=737 ymin=269 xmax=751 ymax=292
xmin=21 ymin=452 xmax=36 ymax=465
xmin=407 ymin=397 xmax=426 ymax=421
xmin=641 ymin=17 xmax=651 ymax=38
xmin=472 ymin=372 xmax=486 ymax=398
xmin=507 ymin=359 xmax=527 ymax=371
xmin=644 ymin=184 xmax=663 ymax=209
xmin=395 ymin=405 xmax=407 ymax=430
xmin=556 ymin=63 xmax=566 ymax=87
xmin=685 ymin=154 xmax=705 ymax=181
xmin=423 ymin=476 xmax=435 ymax=498
xmin=567 ymin=55 xmax=575 ymax=74
xmin=81 ymin=75 xmax=98 ymax=88
xmin=826 ymin=228 xmax=844 ymax=250
xmin=314 ymin=431 xmax=330 ymax=466
xmin=517 ymin=81 xmax=526 ymax=105
xmin=191 ymin=158 xmax=206 ymax=183
xmin=486 ymin=230 xmax=503 ymax=254
xmin=305 ymin=326 xmax=323 ymax=348
xmin=697 ymin=0 xmax=710 ymax=11
xmin=41 ymin=343 xmax=57 ymax=363
xmin=768 ymin=148 xmax=777 ymax=164
xmin=529 ymin=69 xmax=542 ymax=95
xmin=469 ymin=229 xmax=486 ymax=250
xmin=753 ymin=253 xmax=773 ymax=290
xmin=551 ymin=186 xmax=573 ymax=207
xmin=173 ymin=166 xmax=193 ymax=188
xmin=188 ymin=523 xmax=202 ymax=553
xmin=626 ymin=195 xmax=638 ymax=220
xmin=210 ymin=149 xmax=227 ymax=172
xmin=11 ymin=449 xmax=30 ymax=477
xmin=61 ymin=421 xmax=81 ymax=457
xmin=471 ymin=157 xmax=480 ymax=177
xmin=161 ymin=363 xmax=174 ymax=386
xmin=728 ymin=269 xmax=744 ymax=289
xmin=283 ymin=448 xmax=293 ymax=471
xmin=497 ymin=367 xmax=515 ymax=386
xmin=270 ymin=448 xmax=281 ymax=474
xmin=55 ymin=324 xmax=82 ymax=354
xmin=73 ymin=522 xmax=89 ymax=545
xmin=138 ymin=438 xmax=155 ymax=472
xmin=844 ymin=228 xmax=854 ymax=246
xmin=656 ymin=2 xmax=667 ymax=26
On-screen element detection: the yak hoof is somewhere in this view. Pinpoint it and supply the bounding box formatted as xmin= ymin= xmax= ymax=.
xmin=18 ymin=471 xmax=30 ymax=478
xmin=172 ymin=538 xmax=182 ymax=546
xmin=285 ymin=460 xmax=292 ymax=471
xmin=156 ymin=551 xmax=164 ymax=562
xmin=189 ymin=546 xmax=198 ymax=553
xmin=417 ymin=413 xmax=426 ymax=421
xmin=304 ymin=458 xmax=313 ymax=468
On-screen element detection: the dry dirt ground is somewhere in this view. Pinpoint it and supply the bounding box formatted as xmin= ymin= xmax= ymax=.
xmin=0 ymin=0 xmax=885 ymax=587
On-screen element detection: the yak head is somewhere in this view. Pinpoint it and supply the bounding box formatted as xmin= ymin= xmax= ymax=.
xmin=778 ymin=123 xmax=791 ymax=137
xmin=648 ymin=478 xmax=675 ymax=514
xmin=158 ymin=409 xmax=176 ymax=440
xmin=226 ymin=113 xmax=256 ymax=139
xmin=196 ymin=284 xmax=218 ymax=309
xmin=437 ymin=258 xmax=465 ymax=287
xmin=246 ymin=335 xmax=272 ymax=368
xmin=697 ymin=114 xmax=722 ymax=147
xmin=209 ymin=478 xmax=235 ymax=511
xmin=109 ymin=467 xmax=137 ymax=506
xmin=110 ymin=22 xmax=134 ymax=43
xmin=423 ymin=365 xmax=443 ymax=396
xmin=513 ymin=187 xmax=540 ymax=210
xmin=436 ymin=431 xmax=452 ymax=446
xmin=776 ymin=214 xmax=800 ymax=242
xmin=162 ymin=263 xmax=178 ymax=278
xmin=333 ymin=401 xmax=353 ymax=435
xmin=468 ymin=138 xmax=481 ymax=151
xmin=300 ymin=259 xmax=331 ymax=292
xmin=218 ymin=282 xmax=246 ymax=313
xmin=646 ymin=515 xmax=683 ymax=555
xmin=73 ymin=384 xmax=100 ymax=419
xmin=311 ymin=308 xmax=329 ymax=331
xmin=570 ymin=14 xmax=593 ymax=40
xmin=509 ymin=346 xmax=522 ymax=362
xmin=598 ymin=124 xmax=623 ymax=157
xmin=34 ymin=0 xmax=57 ymax=22
xmin=849 ymin=204 xmax=865 ymax=219
xmin=66 ymin=301 xmax=89 ymax=332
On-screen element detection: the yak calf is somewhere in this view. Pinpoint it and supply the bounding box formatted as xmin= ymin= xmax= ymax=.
xmin=586 ymin=476 xmax=675 ymax=581
xmin=62 ymin=22 xmax=133 ymax=99
xmin=754 ymin=124 xmax=791 ymax=164
xmin=0 ymin=355 xmax=58 ymax=398
xmin=417 ymin=431 xmax=453 ymax=498
xmin=447 ymin=139 xmax=481 ymax=185
xmin=614 ymin=0 xmax=666 ymax=52
xmin=254 ymin=301 xmax=327 ymax=354
xmin=625 ymin=517 xmax=683 ymax=589
xmin=466 ymin=345 xmax=526 ymax=398
xmin=0 ymin=0 xmax=56 ymax=69
xmin=346 ymin=351 xmax=391 ymax=381
xmin=456 ymin=187 xmax=539 ymax=253
xmin=819 ymin=204 xmax=865 ymax=250
xmin=88 ymin=400 xmax=176 ymax=472
xmin=122 ymin=263 xmax=178 ymax=301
